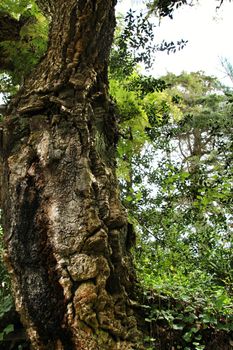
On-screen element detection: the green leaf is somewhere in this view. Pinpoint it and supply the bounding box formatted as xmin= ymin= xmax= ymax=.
xmin=4 ymin=324 xmax=14 ymax=335
xmin=172 ymin=323 xmax=185 ymax=330
xmin=183 ymin=332 xmax=192 ymax=343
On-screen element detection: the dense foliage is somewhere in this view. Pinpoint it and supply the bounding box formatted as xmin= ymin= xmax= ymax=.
xmin=0 ymin=0 xmax=48 ymax=98
xmin=111 ymin=68 xmax=233 ymax=349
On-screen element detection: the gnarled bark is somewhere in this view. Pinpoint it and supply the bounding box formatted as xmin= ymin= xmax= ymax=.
xmin=1 ymin=1 xmax=145 ymax=349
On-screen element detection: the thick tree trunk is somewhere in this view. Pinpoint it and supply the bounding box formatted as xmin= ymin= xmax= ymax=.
xmin=1 ymin=1 xmax=145 ymax=349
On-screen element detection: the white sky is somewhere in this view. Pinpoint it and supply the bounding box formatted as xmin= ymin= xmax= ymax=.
xmin=116 ymin=0 xmax=233 ymax=86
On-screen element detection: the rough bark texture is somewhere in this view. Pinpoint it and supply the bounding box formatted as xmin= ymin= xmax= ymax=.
xmin=1 ymin=1 xmax=145 ymax=349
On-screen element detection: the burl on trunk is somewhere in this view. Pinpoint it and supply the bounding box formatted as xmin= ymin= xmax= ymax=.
xmin=1 ymin=0 xmax=144 ymax=349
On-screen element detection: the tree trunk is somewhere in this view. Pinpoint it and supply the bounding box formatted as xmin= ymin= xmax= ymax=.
xmin=1 ymin=1 xmax=145 ymax=348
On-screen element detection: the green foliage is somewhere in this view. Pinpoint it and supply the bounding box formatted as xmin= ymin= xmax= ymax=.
xmin=0 ymin=220 xmax=15 ymax=344
xmin=110 ymin=76 xmax=150 ymax=182
xmin=145 ymin=0 xmax=225 ymax=19
xmin=0 ymin=74 xmax=18 ymax=102
xmin=143 ymin=89 xmax=183 ymax=126
xmin=112 ymin=9 xmax=157 ymax=73
xmin=0 ymin=0 xmax=48 ymax=94
xmin=0 ymin=323 xmax=14 ymax=341
xmin=146 ymin=0 xmax=194 ymax=18
xmin=0 ymin=223 xmax=11 ymax=297
xmin=110 ymin=9 xmax=187 ymax=80
xmin=112 ymin=70 xmax=233 ymax=348
xmin=220 ymin=57 xmax=233 ymax=84
xmin=143 ymin=274 xmax=232 ymax=348
xmin=134 ymin=71 xmax=233 ymax=291
xmin=110 ymin=70 xmax=183 ymax=184
xmin=0 ymin=0 xmax=37 ymax=18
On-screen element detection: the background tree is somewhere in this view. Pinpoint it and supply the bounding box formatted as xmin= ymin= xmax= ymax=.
xmin=111 ymin=67 xmax=232 ymax=349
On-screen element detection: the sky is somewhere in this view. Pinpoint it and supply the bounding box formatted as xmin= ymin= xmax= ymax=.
xmin=116 ymin=0 xmax=233 ymax=86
